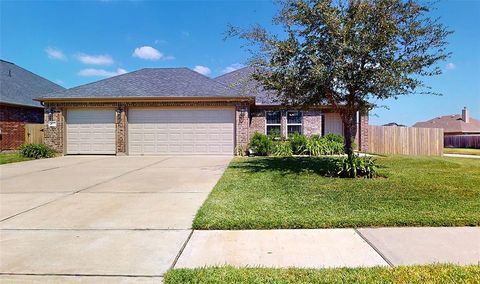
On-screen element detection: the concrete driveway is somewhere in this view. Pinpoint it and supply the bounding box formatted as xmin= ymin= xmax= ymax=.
xmin=0 ymin=155 xmax=231 ymax=283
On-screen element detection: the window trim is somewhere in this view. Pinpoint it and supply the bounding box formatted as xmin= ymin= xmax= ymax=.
xmin=286 ymin=111 xmax=303 ymax=135
xmin=265 ymin=110 xmax=281 ymax=136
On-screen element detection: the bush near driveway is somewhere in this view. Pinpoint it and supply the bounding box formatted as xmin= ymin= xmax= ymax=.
xmin=164 ymin=265 xmax=480 ymax=284
xmin=19 ymin=143 xmax=54 ymax=159
xmin=193 ymin=156 xmax=480 ymax=229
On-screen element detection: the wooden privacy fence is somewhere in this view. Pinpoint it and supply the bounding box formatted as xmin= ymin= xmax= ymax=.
xmin=368 ymin=126 xmax=443 ymax=156
xmin=444 ymin=135 xmax=480 ymax=149
xmin=25 ymin=124 xmax=44 ymax=144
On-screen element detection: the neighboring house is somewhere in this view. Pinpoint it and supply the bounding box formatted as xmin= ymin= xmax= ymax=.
xmin=383 ymin=122 xmax=406 ymax=127
xmin=0 ymin=60 xmax=64 ymax=150
xmin=413 ymin=107 xmax=480 ymax=136
xmin=37 ymin=67 xmax=369 ymax=156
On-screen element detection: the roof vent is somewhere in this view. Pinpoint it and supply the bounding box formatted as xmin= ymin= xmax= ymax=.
xmin=462 ymin=107 xmax=470 ymax=123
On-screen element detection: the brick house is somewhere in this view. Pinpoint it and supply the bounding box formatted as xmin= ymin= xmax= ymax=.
xmin=37 ymin=67 xmax=368 ymax=156
xmin=0 ymin=60 xmax=64 ymax=151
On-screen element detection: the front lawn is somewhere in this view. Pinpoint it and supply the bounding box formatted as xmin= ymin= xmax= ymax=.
xmin=193 ymin=156 xmax=480 ymax=229
xmin=444 ymin=148 xmax=480 ymax=156
xmin=0 ymin=153 xmax=33 ymax=165
xmin=164 ymin=265 xmax=480 ymax=284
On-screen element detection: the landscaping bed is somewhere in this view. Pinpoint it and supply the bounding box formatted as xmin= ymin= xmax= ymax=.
xmin=193 ymin=156 xmax=480 ymax=229
xmin=164 ymin=265 xmax=480 ymax=284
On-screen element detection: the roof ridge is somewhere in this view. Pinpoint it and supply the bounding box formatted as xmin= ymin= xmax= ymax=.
xmin=214 ymin=66 xmax=252 ymax=80
xmin=1 ymin=59 xmax=64 ymax=90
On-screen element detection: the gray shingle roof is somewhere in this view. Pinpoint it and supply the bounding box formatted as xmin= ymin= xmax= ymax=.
xmin=1 ymin=60 xmax=64 ymax=107
xmin=215 ymin=67 xmax=280 ymax=105
xmin=39 ymin=68 xmax=236 ymax=100
xmin=413 ymin=114 xmax=480 ymax=134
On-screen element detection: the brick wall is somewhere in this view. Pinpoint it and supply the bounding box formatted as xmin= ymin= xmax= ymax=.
xmin=0 ymin=104 xmax=44 ymax=150
xmin=303 ymin=111 xmax=322 ymax=136
xmin=235 ymin=105 xmax=250 ymax=152
xmin=43 ymin=106 xmax=65 ymax=153
xmin=358 ymin=111 xmax=369 ymax=152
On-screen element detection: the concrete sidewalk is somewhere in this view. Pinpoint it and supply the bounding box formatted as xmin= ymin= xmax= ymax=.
xmin=175 ymin=227 xmax=480 ymax=269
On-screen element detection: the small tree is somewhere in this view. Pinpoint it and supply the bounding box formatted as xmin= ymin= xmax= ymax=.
xmin=229 ymin=0 xmax=451 ymax=157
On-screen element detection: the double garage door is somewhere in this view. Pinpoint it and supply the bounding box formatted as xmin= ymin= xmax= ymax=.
xmin=66 ymin=108 xmax=235 ymax=155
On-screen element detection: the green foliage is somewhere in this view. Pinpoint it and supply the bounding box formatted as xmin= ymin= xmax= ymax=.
xmin=267 ymin=128 xmax=281 ymax=140
xmin=19 ymin=144 xmax=54 ymax=159
xmin=272 ymin=141 xmax=293 ymax=156
xmin=229 ymin=0 xmax=451 ymax=157
xmin=323 ymin=133 xmax=344 ymax=144
xmin=304 ymin=134 xmax=345 ymax=156
xmin=249 ymin=132 xmax=273 ymax=156
xmin=288 ymin=132 xmax=308 ymax=155
xmin=334 ymin=155 xmax=378 ymax=179
xmin=235 ymin=145 xmax=247 ymax=157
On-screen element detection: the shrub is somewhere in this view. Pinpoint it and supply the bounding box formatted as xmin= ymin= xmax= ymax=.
xmin=323 ymin=133 xmax=344 ymax=144
xmin=267 ymin=128 xmax=281 ymax=140
xmin=334 ymin=154 xmax=378 ymax=178
xmin=305 ymin=135 xmax=328 ymax=156
xmin=272 ymin=141 xmax=293 ymax=156
xmin=249 ymin=132 xmax=273 ymax=156
xmin=289 ymin=133 xmax=308 ymax=155
xmin=19 ymin=143 xmax=54 ymax=159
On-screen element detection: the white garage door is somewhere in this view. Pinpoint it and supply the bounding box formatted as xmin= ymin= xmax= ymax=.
xmin=128 ymin=108 xmax=235 ymax=155
xmin=66 ymin=109 xmax=116 ymax=154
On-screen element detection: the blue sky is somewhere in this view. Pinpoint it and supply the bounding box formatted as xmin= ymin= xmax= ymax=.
xmin=1 ymin=0 xmax=479 ymax=126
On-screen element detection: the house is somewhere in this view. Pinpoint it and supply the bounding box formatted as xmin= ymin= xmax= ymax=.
xmin=383 ymin=122 xmax=406 ymax=127
xmin=0 ymin=60 xmax=65 ymax=150
xmin=413 ymin=107 xmax=480 ymax=136
xmin=37 ymin=67 xmax=369 ymax=156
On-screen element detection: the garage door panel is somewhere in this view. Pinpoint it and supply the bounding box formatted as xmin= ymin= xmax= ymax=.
xmin=66 ymin=109 xmax=116 ymax=155
xmin=128 ymin=109 xmax=234 ymax=155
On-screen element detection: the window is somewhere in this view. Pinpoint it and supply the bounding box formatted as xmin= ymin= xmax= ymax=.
xmin=287 ymin=111 xmax=302 ymax=135
xmin=265 ymin=111 xmax=281 ymax=137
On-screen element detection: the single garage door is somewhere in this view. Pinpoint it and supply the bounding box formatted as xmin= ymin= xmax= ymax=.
xmin=128 ymin=108 xmax=235 ymax=155
xmin=66 ymin=109 xmax=116 ymax=154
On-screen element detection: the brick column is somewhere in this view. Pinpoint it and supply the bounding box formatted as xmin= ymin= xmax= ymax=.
xmin=358 ymin=111 xmax=369 ymax=152
xmin=116 ymin=104 xmax=127 ymax=155
xmin=303 ymin=111 xmax=322 ymax=136
xmin=235 ymin=104 xmax=250 ymax=154
xmin=43 ymin=104 xmax=65 ymax=154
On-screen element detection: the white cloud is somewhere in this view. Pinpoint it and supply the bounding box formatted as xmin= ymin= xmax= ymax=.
xmin=76 ymin=53 xmax=114 ymax=65
xmin=132 ymin=46 xmax=163 ymax=60
xmin=45 ymin=47 xmax=66 ymax=60
xmin=222 ymin=63 xmax=245 ymax=74
xmin=181 ymin=31 xmax=190 ymax=38
xmin=446 ymin=63 xmax=456 ymax=70
xmin=78 ymin=68 xmax=127 ymax=77
xmin=193 ymin=65 xmax=211 ymax=76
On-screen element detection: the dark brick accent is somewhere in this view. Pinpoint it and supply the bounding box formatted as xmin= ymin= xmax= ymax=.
xmin=0 ymin=104 xmax=44 ymax=150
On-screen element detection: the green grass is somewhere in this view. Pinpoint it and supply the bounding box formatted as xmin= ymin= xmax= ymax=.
xmin=193 ymin=156 xmax=480 ymax=229
xmin=0 ymin=153 xmax=33 ymax=165
xmin=164 ymin=265 xmax=480 ymax=284
xmin=444 ymin=148 xmax=480 ymax=156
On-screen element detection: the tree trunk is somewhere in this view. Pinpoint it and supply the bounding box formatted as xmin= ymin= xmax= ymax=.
xmin=341 ymin=111 xmax=357 ymax=159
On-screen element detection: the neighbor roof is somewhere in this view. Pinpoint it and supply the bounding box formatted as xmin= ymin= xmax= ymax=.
xmin=38 ymin=68 xmax=242 ymax=101
xmin=1 ymin=60 xmax=64 ymax=108
xmin=215 ymin=67 xmax=279 ymax=105
xmin=413 ymin=115 xmax=480 ymax=134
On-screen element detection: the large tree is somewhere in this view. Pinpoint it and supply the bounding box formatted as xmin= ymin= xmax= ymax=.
xmin=229 ymin=0 xmax=451 ymax=157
